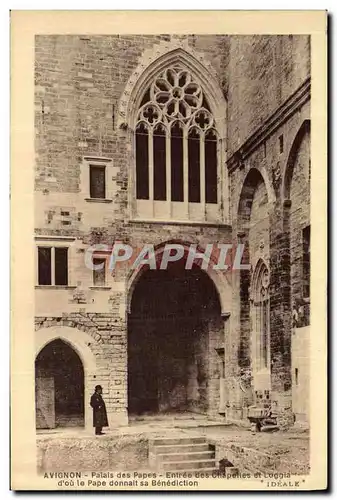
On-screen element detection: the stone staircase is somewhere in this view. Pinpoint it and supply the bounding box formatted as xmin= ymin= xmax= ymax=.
xmin=149 ymin=435 xmax=218 ymax=473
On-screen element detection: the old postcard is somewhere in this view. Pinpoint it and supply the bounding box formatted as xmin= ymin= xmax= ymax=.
xmin=11 ymin=10 xmax=327 ymax=491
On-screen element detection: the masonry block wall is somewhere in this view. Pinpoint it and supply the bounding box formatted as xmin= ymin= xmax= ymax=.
xmin=227 ymin=35 xmax=310 ymax=157
xmin=35 ymin=34 xmax=311 ymax=427
xmin=228 ymin=35 xmax=310 ymax=422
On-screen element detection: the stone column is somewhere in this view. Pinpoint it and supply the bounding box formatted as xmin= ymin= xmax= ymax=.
xmin=237 ymin=231 xmax=252 ymax=379
xmin=107 ymin=288 xmax=129 ymax=427
xmin=221 ymin=312 xmax=231 ymax=413
xmin=269 ymin=199 xmax=293 ymax=428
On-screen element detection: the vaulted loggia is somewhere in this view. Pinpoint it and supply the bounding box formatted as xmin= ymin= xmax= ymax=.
xmin=127 ymin=259 xmax=222 ymax=416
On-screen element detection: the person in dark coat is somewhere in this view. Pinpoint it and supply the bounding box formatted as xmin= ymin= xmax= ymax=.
xmin=90 ymin=385 xmax=109 ymax=435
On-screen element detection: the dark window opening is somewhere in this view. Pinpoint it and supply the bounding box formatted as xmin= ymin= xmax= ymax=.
xmin=140 ymin=88 xmax=150 ymax=107
xmin=201 ymin=96 xmax=211 ymax=111
xmin=93 ymin=258 xmax=106 ymax=286
xmin=188 ymin=129 xmax=200 ymax=203
xmin=136 ymin=124 xmax=149 ymax=200
xmin=303 ymin=225 xmax=310 ymax=298
xmin=295 ymin=368 xmax=299 ymax=385
xmin=55 ymin=247 xmax=68 ymax=286
xmin=279 ymin=134 xmax=284 ymax=154
xmin=153 ymin=127 xmax=166 ymax=200
xmin=262 ymin=300 xmax=268 ymax=368
xmin=205 ymin=130 xmax=217 ymax=204
xmin=38 ymin=247 xmax=51 ymax=285
xmin=166 ymin=69 xmax=175 ymax=86
xmin=179 ymin=72 xmax=187 ymax=87
xmin=171 ymin=123 xmax=184 ymax=202
xmin=90 ymin=165 xmax=106 ymax=199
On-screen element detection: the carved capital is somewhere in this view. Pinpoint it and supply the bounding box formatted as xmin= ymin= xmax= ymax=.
xmin=272 ymin=161 xmax=282 ymax=191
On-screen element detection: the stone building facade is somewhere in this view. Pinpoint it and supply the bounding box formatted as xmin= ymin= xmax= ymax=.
xmin=34 ymin=34 xmax=311 ymax=430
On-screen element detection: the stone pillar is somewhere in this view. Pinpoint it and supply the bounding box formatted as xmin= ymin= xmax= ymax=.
xmin=237 ymin=231 xmax=252 ymax=390
xmin=269 ymin=199 xmax=293 ymax=426
xmin=218 ymin=312 xmax=230 ymax=415
xmin=207 ymin=314 xmax=224 ymax=418
xmin=225 ymin=238 xmax=245 ymax=421
xmin=85 ymin=372 xmax=94 ymax=431
xmin=109 ymin=321 xmax=129 ymax=427
xmin=107 ymin=289 xmax=129 ymax=427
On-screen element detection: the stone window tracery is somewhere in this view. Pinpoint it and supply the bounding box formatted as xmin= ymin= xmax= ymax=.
xmin=253 ymin=261 xmax=270 ymax=371
xmin=135 ymin=65 xmax=219 ymax=219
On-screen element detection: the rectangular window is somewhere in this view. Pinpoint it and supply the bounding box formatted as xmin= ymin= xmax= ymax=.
xmin=37 ymin=246 xmax=68 ymax=286
xmin=38 ymin=247 xmax=51 ymax=285
xmin=295 ymin=368 xmax=299 ymax=386
xmin=303 ymin=225 xmax=310 ymax=298
xmin=262 ymin=300 xmax=268 ymax=368
xmin=136 ymin=126 xmax=149 ymax=200
xmin=205 ymin=131 xmax=217 ymax=204
xmin=171 ymin=126 xmax=184 ymax=202
xmin=188 ymin=131 xmax=200 ymax=203
xmin=90 ymin=165 xmax=106 ymax=199
xmin=55 ymin=247 xmax=68 ymax=286
xmin=279 ymin=134 xmax=284 ymax=154
xmin=93 ymin=258 xmax=106 ymax=286
xmin=153 ymin=130 xmax=166 ymax=201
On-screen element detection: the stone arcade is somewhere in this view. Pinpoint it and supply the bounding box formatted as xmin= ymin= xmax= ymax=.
xmin=35 ymin=35 xmax=310 ymax=430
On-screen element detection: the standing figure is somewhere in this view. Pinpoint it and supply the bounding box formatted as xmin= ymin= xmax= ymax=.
xmin=90 ymin=385 xmax=109 ymax=435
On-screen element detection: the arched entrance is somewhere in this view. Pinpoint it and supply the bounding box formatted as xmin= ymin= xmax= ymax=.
xmin=35 ymin=339 xmax=84 ymax=429
xmin=127 ymin=258 xmax=222 ymax=416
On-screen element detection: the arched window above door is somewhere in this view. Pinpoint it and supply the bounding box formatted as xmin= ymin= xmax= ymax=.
xmin=121 ymin=45 xmax=228 ymax=224
xmin=135 ymin=66 xmax=219 ymax=221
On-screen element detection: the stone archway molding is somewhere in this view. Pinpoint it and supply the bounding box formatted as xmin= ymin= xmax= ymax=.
xmin=118 ymin=37 xmax=227 ymax=137
xmin=35 ymin=326 xmax=97 ymax=373
xmin=35 ymin=326 xmax=97 ymax=430
xmin=282 ymin=119 xmax=311 ymax=201
xmin=126 ymin=239 xmax=232 ymax=316
xmin=237 ymin=166 xmax=276 ymax=229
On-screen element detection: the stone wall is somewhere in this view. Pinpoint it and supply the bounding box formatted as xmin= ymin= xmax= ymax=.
xmin=37 ymin=434 xmax=149 ymax=472
xmin=35 ymin=34 xmax=311 ymax=425
xmin=35 ymin=315 xmax=128 ymax=426
xmin=228 ymin=90 xmax=310 ymax=419
xmin=227 ymin=35 xmax=310 ymax=156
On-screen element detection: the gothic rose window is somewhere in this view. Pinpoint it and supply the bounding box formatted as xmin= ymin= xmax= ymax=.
xmin=135 ymin=66 xmax=218 ymax=207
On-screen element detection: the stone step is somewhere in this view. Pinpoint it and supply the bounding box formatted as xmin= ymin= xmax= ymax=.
xmin=153 ymin=443 xmax=210 ymax=454
xmin=166 ymin=468 xmax=219 ymax=475
xmin=152 ymin=436 xmax=207 ymax=446
xmin=159 ymin=451 xmax=215 ymax=462
xmin=162 ymin=459 xmax=216 ymax=471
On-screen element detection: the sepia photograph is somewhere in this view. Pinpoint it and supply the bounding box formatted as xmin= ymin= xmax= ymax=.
xmin=10 ymin=10 xmax=327 ymax=491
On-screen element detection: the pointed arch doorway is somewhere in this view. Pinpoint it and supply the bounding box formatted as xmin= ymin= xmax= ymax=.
xmin=127 ymin=258 xmax=223 ymax=417
xmin=35 ymin=339 xmax=84 ymax=429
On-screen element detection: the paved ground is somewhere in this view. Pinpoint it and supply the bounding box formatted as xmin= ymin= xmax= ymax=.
xmin=37 ymin=414 xmax=309 ymax=474
xmin=201 ymin=425 xmax=310 ymax=474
